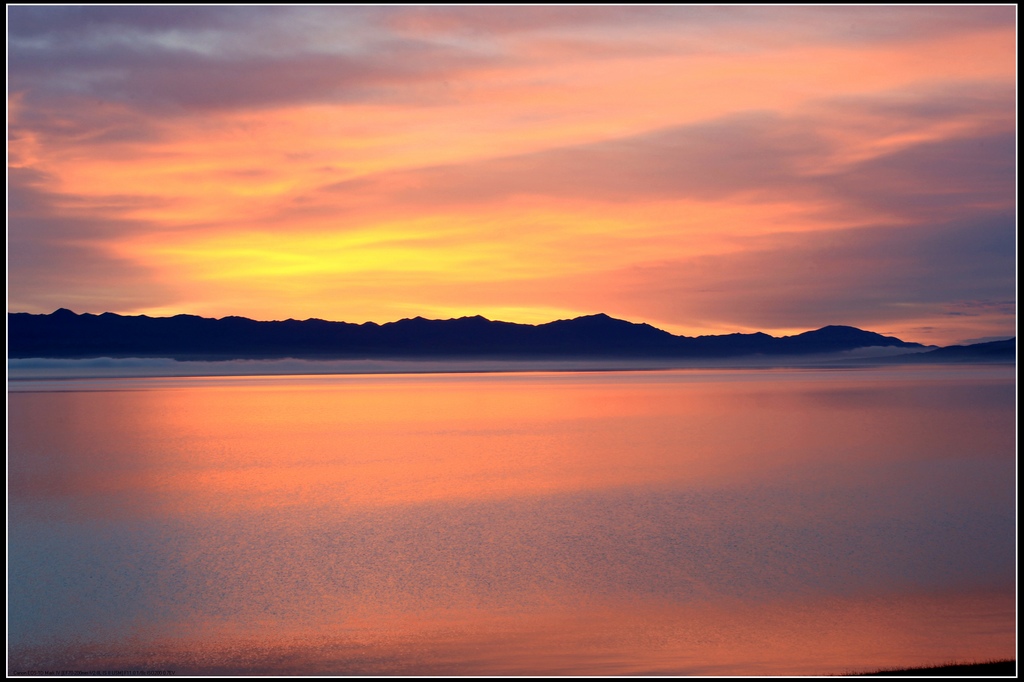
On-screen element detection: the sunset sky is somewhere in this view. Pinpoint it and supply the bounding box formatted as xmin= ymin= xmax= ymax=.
xmin=7 ymin=6 xmax=1016 ymax=345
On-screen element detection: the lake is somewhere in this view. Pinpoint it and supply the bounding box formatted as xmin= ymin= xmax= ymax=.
xmin=7 ymin=366 xmax=1016 ymax=675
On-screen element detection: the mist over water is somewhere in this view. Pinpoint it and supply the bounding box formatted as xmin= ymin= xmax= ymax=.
xmin=7 ymin=344 xmax=930 ymax=381
xmin=7 ymin=367 xmax=1015 ymax=675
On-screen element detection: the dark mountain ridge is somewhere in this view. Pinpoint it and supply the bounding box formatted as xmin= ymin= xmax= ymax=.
xmin=878 ymin=337 xmax=1016 ymax=364
xmin=7 ymin=309 xmax=934 ymax=361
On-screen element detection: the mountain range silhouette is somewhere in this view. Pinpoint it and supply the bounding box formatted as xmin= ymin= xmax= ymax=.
xmin=11 ymin=308 xmax=996 ymax=361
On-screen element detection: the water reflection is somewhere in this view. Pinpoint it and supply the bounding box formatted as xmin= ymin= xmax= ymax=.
xmin=8 ymin=367 xmax=1016 ymax=675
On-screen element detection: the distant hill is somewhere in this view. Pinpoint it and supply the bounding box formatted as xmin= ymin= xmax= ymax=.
xmin=7 ymin=309 xmax=932 ymax=361
xmin=882 ymin=337 xmax=1015 ymax=363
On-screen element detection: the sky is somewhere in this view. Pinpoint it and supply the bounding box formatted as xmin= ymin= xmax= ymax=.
xmin=7 ymin=6 xmax=1017 ymax=345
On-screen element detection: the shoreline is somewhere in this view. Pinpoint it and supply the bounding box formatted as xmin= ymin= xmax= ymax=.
xmin=847 ymin=659 xmax=1016 ymax=676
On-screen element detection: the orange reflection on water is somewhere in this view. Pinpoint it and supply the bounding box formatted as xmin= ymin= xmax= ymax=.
xmin=9 ymin=369 xmax=1013 ymax=517
xmin=10 ymin=589 xmax=1015 ymax=676
xmin=8 ymin=368 xmax=1016 ymax=675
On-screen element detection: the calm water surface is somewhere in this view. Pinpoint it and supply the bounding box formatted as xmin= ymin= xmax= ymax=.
xmin=7 ymin=367 xmax=1016 ymax=675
